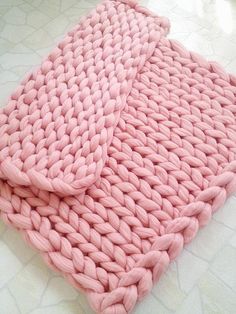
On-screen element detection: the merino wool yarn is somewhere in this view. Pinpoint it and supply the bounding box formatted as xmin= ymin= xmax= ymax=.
xmin=0 ymin=0 xmax=236 ymax=313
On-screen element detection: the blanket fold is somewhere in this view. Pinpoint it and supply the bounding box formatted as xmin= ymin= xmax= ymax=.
xmin=0 ymin=0 xmax=169 ymax=196
xmin=0 ymin=0 xmax=236 ymax=313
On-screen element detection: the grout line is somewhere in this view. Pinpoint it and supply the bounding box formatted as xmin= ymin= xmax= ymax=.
xmin=7 ymin=286 xmax=22 ymax=314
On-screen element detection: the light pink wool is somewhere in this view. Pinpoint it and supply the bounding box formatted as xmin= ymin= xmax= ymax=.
xmin=0 ymin=0 xmax=236 ymax=313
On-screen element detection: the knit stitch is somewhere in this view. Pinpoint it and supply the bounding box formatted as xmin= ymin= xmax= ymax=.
xmin=0 ymin=0 xmax=236 ymax=313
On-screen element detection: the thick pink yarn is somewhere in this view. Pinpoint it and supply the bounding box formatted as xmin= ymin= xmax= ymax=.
xmin=0 ymin=0 xmax=236 ymax=313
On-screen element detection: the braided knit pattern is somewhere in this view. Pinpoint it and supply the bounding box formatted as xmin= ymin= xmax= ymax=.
xmin=0 ymin=0 xmax=236 ymax=313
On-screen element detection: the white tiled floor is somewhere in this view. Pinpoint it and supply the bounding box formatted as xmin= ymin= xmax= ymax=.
xmin=0 ymin=0 xmax=236 ymax=313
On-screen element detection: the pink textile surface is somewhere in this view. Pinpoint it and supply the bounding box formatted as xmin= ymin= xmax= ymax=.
xmin=0 ymin=0 xmax=236 ymax=313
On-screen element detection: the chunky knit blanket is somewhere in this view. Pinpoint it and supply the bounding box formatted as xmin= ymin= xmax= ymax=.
xmin=0 ymin=0 xmax=236 ymax=313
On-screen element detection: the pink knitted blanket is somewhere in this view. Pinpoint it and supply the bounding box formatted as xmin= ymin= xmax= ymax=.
xmin=0 ymin=0 xmax=236 ymax=313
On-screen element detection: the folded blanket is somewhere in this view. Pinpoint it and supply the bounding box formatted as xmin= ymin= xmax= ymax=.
xmin=0 ymin=0 xmax=236 ymax=313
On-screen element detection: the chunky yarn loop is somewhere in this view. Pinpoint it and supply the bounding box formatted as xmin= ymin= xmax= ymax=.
xmin=0 ymin=0 xmax=236 ymax=313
